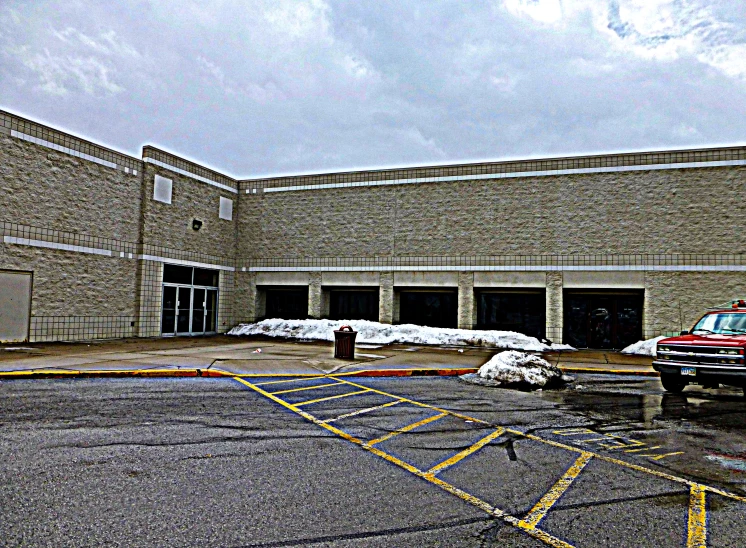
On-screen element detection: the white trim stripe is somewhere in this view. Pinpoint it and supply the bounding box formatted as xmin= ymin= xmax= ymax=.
xmin=245 ymin=264 xmax=746 ymax=273
xmin=139 ymin=254 xmax=235 ymax=271
xmin=4 ymin=236 xmax=113 ymax=256
xmin=10 ymin=130 xmax=138 ymax=175
xmin=144 ymin=158 xmax=238 ymax=194
xmin=253 ymin=159 xmax=746 ymax=194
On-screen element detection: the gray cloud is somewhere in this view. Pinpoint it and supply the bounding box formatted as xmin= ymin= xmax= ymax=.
xmin=1 ymin=0 xmax=745 ymax=177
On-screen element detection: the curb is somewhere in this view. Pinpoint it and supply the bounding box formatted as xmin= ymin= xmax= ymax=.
xmin=0 ymin=368 xmax=232 ymax=380
xmin=559 ymin=367 xmax=660 ymax=377
xmin=0 ymin=366 xmax=659 ymax=379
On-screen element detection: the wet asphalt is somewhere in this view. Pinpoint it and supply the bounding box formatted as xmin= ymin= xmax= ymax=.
xmin=1 ymin=375 xmax=745 ymax=547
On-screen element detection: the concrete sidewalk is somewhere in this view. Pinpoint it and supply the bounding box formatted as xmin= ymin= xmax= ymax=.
xmin=0 ymin=335 xmax=656 ymax=378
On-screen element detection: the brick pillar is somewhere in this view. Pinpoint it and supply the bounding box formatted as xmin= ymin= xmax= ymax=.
xmin=308 ymin=272 xmax=322 ymax=319
xmin=458 ymin=271 xmax=475 ymax=330
xmin=379 ymin=271 xmax=394 ymax=324
xmin=546 ymin=271 xmax=563 ymax=343
xmin=234 ymin=271 xmax=258 ymax=324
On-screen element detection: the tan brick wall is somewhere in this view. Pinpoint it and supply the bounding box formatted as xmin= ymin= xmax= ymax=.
xmin=0 ymin=135 xmax=142 ymax=242
xmin=242 ymin=167 xmax=746 ymax=259
xmin=141 ymin=164 xmax=236 ymax=261
xmin=643 ymin=272 xmax=746 ymax=337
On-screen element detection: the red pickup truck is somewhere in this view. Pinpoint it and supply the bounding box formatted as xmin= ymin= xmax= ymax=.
xmin=653 ymin=300 xmax=746 ymax=394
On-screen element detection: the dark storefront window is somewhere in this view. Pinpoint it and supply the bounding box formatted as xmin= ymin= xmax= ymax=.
xmin=399 ymin=290 xmax=457 ymax=328
xmin=265 ymin=288 xmax=309 ymax=320
xmin=329 ymin=289 xmax=379 ymax=321
xmin=477 ymin=290 xmax=545 ymax=339
xmin=564 ymin=291 xmax=643 ymax=349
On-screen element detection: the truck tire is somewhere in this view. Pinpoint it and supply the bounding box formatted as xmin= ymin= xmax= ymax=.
xmin=660 ymin=373 xmax=687 ymax=393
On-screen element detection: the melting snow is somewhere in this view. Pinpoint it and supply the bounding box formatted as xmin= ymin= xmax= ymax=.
xmin=460 ymin=350 xmax=572 ymax=389
xmin=621 ymin=336 xmax=666 ymax=356
xmin=228 ymin=319 xmax=575 ymax=351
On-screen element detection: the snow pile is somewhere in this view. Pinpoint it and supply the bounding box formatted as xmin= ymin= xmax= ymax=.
xmin=621 ymin=336 xmax=666 ymax=356
xmin=228 ymin=319 xmax=575 ymax=351
xmin=460 ymin=350 xmax=572 ymax=389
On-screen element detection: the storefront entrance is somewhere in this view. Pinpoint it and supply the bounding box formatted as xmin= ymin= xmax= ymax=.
xmin=398 ymin=290 xmax=457 ymax=328
xmin=329 ymin=289 xmax=379 ymax=321
xmin=563 ymin=290 xmax=643 ymax=349
xmin=264 ymin=288 xmax=309 ymax=320
xmin=161 ymin=265 xmax=218 ymax=336
xmin=476 ymin=289 xmax=545 ymax=339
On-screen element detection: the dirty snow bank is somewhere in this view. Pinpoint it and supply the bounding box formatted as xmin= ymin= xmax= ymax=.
xmin=228 ymin=319 xmax=574 ymax=351
xmin=460 ymin=350 xmax=573 ymax=389
xmin=621 ymin=336 xmax=666 ymax=356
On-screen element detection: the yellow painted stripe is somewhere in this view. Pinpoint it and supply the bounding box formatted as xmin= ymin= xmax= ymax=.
xmin=521 ymin=452 xmax=594 ymax=529
xmin=295 ymin=389 xmax=370 ymax=406
xmin=687 ymin=484 xmax=707 ymax=548
xmin=233 ymin=377 xmax=575 ymax=548
xmin=332 ymin=377 xmax=484 ymax=422
xmin=270 ymin=382 xmax=343 ymax=395
xmin=322 ymin=399 xmax=404 ymax=424
xmin=427 ymin=428 xmax=505 ymax=475
xmin=367 ymin=412 xmax=447 ymax=446
xmin=253 ymin=376 xmax=326 ymax=386
xmin=330 ymin=378 xmax=746 ymax=505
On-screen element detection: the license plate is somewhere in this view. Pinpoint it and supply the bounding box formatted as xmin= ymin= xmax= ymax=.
xmin=681 ymin=367 xmax=697 ymax=376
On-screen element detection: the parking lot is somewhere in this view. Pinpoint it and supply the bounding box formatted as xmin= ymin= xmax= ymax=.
xmin=2 ymin=371 xmax=746 ymax=547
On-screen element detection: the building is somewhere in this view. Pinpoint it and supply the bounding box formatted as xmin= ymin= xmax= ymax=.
xmin=2 ymin=109 xmax=745 ymax=348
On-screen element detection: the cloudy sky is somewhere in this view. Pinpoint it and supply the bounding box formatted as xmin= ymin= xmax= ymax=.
xmin=2 ymin=0 xmax=745 ymax=178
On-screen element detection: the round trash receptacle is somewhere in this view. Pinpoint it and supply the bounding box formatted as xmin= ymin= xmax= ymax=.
xmin=334 ymin=325 xmax=357 ymax=359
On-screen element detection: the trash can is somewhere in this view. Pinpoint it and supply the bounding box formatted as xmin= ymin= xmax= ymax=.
xmin=334 ymin=325 xmax=357 ymax=359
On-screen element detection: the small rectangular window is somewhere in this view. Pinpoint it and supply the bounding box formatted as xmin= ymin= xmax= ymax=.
xmin=219 ymin=196 xmax=233 ymax=220
xmin=153 ymin=175 xmax=173 ymax=204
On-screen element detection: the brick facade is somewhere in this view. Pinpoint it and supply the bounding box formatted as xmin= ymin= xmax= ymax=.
xmin=2 ymin=109 xmax=745 ymax=345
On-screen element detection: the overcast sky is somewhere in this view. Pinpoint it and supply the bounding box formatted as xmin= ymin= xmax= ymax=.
xmin=2 ymin=0 xmax=745 ymax=178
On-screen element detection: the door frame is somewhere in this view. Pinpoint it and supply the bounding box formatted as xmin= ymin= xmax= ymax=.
xmin=161 ymin=283 xmax=219 ymax=336
xmin=562 ymin=289 xmax=644 ymax=349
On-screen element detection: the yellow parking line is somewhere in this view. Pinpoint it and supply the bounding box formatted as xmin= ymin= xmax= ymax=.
xmin=427 ymin=428 xmax=505 ymax=475
xmin=295 ymin=389 xmax=370 ymax=406
xmin=233 ymin=376 xmax=575 ymax=548
xmin=367 ymin=412 xmax=447 ymax=446
xmin=270 ymin=382 xmax=343 ymax=395
xmin=687 ymin=484 xmax=707 ymax=548
xmin=253 ymin=376 xmax=326 ymax=386
xmin=331 ymin=378 xmax=746 ymax=505
xmin=332 ymin=377 xmax=479 ymax=421
xmin=322 ymin=399 xmax=404 ymax=424
xmin=521 ymin=452 xmax=594 ymax=529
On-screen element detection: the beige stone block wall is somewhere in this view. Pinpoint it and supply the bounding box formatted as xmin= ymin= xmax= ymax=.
xmin=308 ymin=272 xmax=322 ymax=318
xmin=141 ymin=164 xmax=236 ymax=260
xmin=643 ymin=272 xmax=746 ymax=338
xmin=136 ymin=260 xmax=163 ymax=337
xmin=379 ymin=272 xmax=394 ymax=324
xmin=234 ymin=271 xmax=258 ymax=324
xmin=458 ymin=272 xmax=475 ymax=329
xmin=546 ymin=272 xmax=563 ymax=343
xmin=0 ymin=135 xmax=142 ymax=242
xmin=244 ymin=167 xmax=746 ymax=259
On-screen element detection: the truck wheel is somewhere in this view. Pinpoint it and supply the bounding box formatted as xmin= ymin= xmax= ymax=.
xmin=660 ymin=373 xmax=687 ymax=393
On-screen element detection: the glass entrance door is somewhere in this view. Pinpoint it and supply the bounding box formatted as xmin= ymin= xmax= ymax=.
xmin=161 ymin=265 xmax=219 ymax=336
xmin=563 ymin=291 xmax=643 ymax=349
xmin=176 ymin=286 xmax=192 ymax=334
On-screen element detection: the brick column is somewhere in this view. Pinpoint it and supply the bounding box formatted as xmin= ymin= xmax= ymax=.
xmin=546 ymin=271 xmax=563 ymax=343
xmin=457 ymin=271 xmax=475 ymax=330
xmin=379 ymin=271 xmax=394 ymax=324
xmin=233 ymin=271 xmax=258 ymax=324
xmin=308 ymin=272 xmax=322 ymax=319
